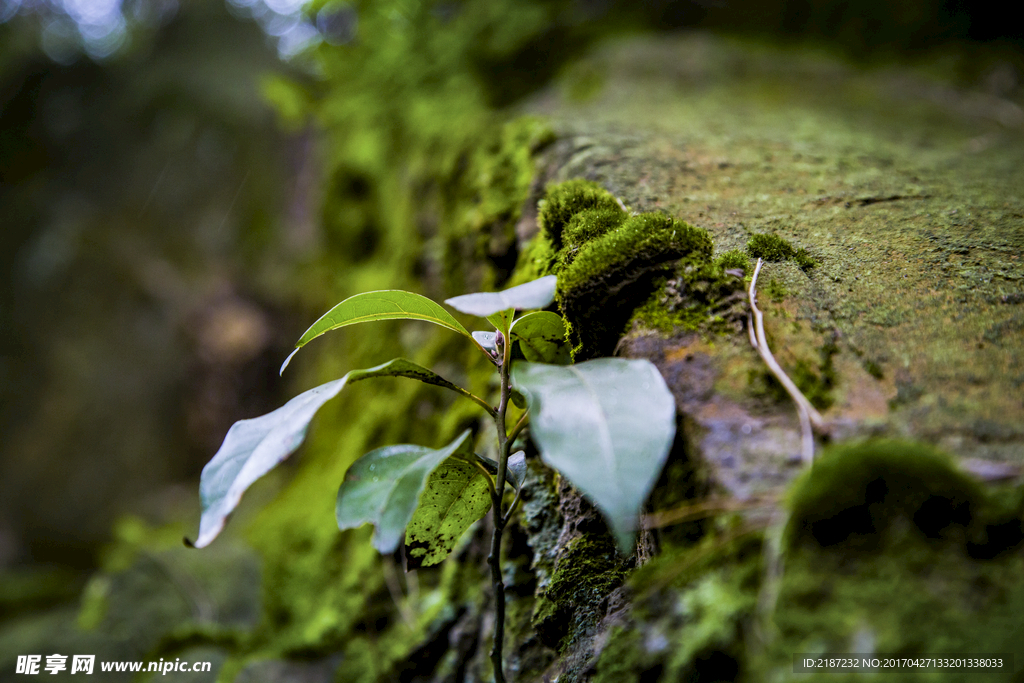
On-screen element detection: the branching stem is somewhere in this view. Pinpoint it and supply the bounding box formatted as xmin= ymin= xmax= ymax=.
xmin=488 ymin=331 xmax=513 ymax=683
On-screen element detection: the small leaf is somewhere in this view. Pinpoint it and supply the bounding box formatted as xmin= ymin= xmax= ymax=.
xmin=472 ymin=331 xmax=498 ymax=353
xmin=194 ymin=360 xmax=483 ymax=548
xmin=512 ymin=359 xmax=676 ymax=552
xmin=511 ymin=311 xmax=571 ymax=364
xmin=506 ymin=451 xmax=528 ymax=490
xmin=405 ymin=456 xmax=493 ymax=569
xmin=282 ymin=290 xmax=474 ymax=372
xmin=445 ymin=275 xmax=557 ymax=317
xmin=336 ymin=431 xmax=472 ymax=554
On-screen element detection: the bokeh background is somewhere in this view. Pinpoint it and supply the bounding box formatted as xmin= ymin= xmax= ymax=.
xmin=1 ymin=0 xmax=1022 ymax=674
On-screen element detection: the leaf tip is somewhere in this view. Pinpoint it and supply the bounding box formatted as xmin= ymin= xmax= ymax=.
xmin=280 ymin=348 xmax=300 ymax=376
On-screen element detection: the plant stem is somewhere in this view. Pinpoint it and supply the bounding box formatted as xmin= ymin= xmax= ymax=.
xmin=488 ymin=334 xmax=513 ymax=683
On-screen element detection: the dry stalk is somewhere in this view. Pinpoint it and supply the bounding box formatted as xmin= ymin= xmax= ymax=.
xmin=747 ymin=258 xmax=823 ymax=465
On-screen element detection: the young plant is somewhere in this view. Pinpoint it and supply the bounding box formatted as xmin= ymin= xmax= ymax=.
xmin=189 ymin=275 xmax=676 ymax=683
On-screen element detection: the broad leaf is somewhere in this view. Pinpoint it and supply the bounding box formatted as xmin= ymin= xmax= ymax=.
xmin=511 ymin=359 xmax=676 ymax=552
xmin=281 ymin=290 xmax=474 ymax=373
xmin=511 ymin=311 xmax=571 ymax=364
xmin=336 ymin=431 xmax=472 ymax=554
xmin=405 ymin=457 xmax=493 ymax=569
xmin=193 ymin=360 xmax=481 ymax=548
xmin=445 ymin=275 xmax=557 ymax=317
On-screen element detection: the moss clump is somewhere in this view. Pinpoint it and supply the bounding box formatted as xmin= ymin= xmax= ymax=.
xmin=786 ymin=439 xmax=991 ymax=551
xmin=747 ymin=232 xmax=795 ymax=261
xmin=716 ymin=249 xmax=749 ymax=272
xmin=558 ymin=211 xmax=713 ymax=358
xmin=630 ymin=251 xmax=749 ymax=336
xmin=747 ymin=232 xmax=817 ymax=270
xmin=538 ymin=179 xmax=625 ymax=250
xmin=559 ymin=207 xmax=628 ymax=266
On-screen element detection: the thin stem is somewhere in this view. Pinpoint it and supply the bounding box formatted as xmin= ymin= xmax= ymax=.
xmin=502 ymin=487 xmax=523 ymax=527
xmin=488 ymin=332 xmax=513 ymax=683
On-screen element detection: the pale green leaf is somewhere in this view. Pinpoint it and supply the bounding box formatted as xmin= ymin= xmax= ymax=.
xmin=511 ymin=311 xmax=571 ymax=364
xmin=281 ymin=290 xmax=474 ymax=372
xmin=336 ymin=431 xmax=472 ymax=554
xmin=472 ymin=330 xmax=498 ymax=354
xmin=405 ymin=457 xmax=493 ymax=568
xmin=445 ymin=275 xmax=557 ymax=317
xmin=511 ymin=359 xmax=676 ymax=552
xmin=193 ymin=360 xmax=480 ymax=548
xmin=506 ymin=451 xmax=527 ymax=490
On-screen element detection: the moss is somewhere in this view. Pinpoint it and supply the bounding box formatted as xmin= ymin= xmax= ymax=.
xmin=785 ymin=439 xmax=994 ymax=551
xmin=559 ymin=207 xmax=628 ymax=266
xmin=716 ymin=249 xmax=749 ymax=272
xmin=591 ymin=626 xmax=648 ymax=683
xmin=538 ymin=179 xmax=625 ymax=250
xmin=764 ymin=278 xmax=788 ymax=302
xmin=629 ymin=251 xmax=749 ymax=337
xmin=532 ymin=534 xmax=626 ymax=651
xmin=747 ymin=232 xmax=795 ymax=261
xmin=765 ymin=439 xmax=1024 ymax=680
xmin=557 ymin=211 xmax=713 ymax=358
xmin=746 ymin=233 xmax=817 ymax=272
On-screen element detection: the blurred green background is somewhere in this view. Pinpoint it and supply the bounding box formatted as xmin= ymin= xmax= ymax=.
xmin=1 ymin=0 xmax=1022 ymax=640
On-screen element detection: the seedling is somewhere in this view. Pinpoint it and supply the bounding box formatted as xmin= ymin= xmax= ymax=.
xmin=189 ymin=275 xmax=676 ymax=682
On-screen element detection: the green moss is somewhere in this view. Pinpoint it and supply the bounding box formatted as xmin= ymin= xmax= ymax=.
xmin=591 ymin=626 xmax=648 ymax=683
xmin=747 ymin=232 xmax=795 ymax=261
xmin=538 ymin=179 xmax=625 ymax=250
xmin=532 ymin=534 xmax=626 ymax=651
xmin=785 ymin=439 xmax=993 ymax=551
xmin=764 ymin=278 xmax=788 ymax=302
xmin=557 ymin=211 xmax=713 ymax=358
xmin=716 ymin=249 xmax=749 ymax=272
xmin=629 ymin=251 xmax=749 ymax=337
xmin=559 ymin=207 xmax=628 ymax=265
xmin=746 ymin=232 xmax=817 ymax=271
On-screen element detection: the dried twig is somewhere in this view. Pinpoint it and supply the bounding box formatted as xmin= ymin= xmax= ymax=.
xmin=748 ymin=258 xmax=823 ymax=465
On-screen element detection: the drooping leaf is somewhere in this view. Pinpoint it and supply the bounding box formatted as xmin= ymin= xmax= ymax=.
xmin=193 ymin=360 xmax=482 ymax=548
xmin=511 ymin=311 xmax=571 ymax=364
xmin=511 ymin=359 xmax=676 ymax=552
xmin=281 ymin=290 xmax=475 ymax=373
xmin=445 ymin=275 xmax=557 ymax=317
xmin=336 ymin=431 xmax=472 ymax=554
xmin=404 ymin=456 xmax=493 ymax=569
xmin=506 ymin=451 xmax=528 ymax=490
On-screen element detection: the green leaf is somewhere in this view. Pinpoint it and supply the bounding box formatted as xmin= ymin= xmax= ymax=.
xmin=486 ymin=309 xmax=514 ymax=336
xmin=511 ymin=359 xmax=676 ymax=552
xmin=193 ymin=360 xmax=482 ymax=548
xmin=281 ymin=290 xmax=474 ymax=373
xmin=404 ymin=456 xmax=493 ymax=569
xmin=511 ymin=311 xmax=571 ymax=364
xmin=445 ymin=275 xmax=557 ymax=317
xmin=336 ymin=431 xmax=473 ymax=554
